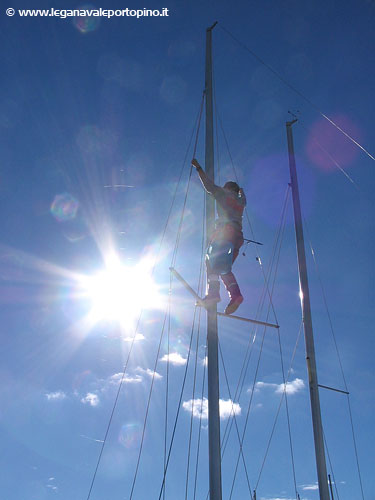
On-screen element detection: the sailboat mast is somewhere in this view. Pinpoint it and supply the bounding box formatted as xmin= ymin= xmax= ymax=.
xmin=205 ymin=22 xmax=222 ymax=500
xmin=286 ymin=120 xmax=330 ymax=500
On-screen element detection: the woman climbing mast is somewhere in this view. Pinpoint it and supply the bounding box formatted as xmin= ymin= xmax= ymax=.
xmin=192 ymin=158 xmax=246 ymax=315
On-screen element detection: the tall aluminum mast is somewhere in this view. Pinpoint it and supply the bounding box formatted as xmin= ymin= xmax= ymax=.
xmin=205 ymin=22 xmax=222 ymax=500
xmin=286 ymin=120 xmax=330 ymax=500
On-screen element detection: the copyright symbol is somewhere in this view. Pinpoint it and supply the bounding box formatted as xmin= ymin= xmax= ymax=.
xmin=6 ymin=8 xmax=15 ymax=16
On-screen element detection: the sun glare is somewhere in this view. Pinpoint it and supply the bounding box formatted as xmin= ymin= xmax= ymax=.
xmin=80 ymin=256 xmax=162 ymax=328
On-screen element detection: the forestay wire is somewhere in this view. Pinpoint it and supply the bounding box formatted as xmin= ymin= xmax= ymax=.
xmin=219 ymin=23 xmax=375 ymax=163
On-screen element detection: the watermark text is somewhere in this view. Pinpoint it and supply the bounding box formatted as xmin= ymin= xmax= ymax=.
xmin=6 ymin=7 xmax=169 ymax=18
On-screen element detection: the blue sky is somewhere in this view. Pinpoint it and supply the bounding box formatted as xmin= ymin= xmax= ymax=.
xmin=0 ymin=1 xmax=374 ymax=499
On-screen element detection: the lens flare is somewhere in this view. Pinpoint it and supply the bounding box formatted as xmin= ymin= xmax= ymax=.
xmin=118 ymin=422 xmax=142 ymax=449
xmin=51 ymin=193 xmax=79 ymax=222
xmin=73 ymin=4 xmax=100 ymax=33
xmin=306 ymin=114 xmax=362 ymax=171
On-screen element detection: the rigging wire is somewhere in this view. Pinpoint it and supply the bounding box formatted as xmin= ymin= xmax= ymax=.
xmin=254 ymin=322 xmax=303 ymax=494
xmin=172 ymin=92 xmax=205 ymax=267
xmin=184 ymin=204 xmax=206 ymax=500
xmin=193 ymin=344 xmax=207 ymax=500
xmin=228 ymin=321 xmax=268 ymax=500
xmin=219 ymin=23 xmax=375 ymax=163
xmin=289 ymin=112 xmax=360 ymax=190
xmin=323 ymin=431 xmax=341 ymax=500
xmin=157 ymin=298 xmax=202 ymax=500
xmin=129 ymin=308 xmax=170 ymax=500
xmin=213 ymin=104 xmax=301 ymax=499
xmin=228 ymin=189 xmax=293 ymax=499
xmin=209 ymin=67 xmax=290 ymax=483
xmin=85 ymin=93 xmax=205 ymax=500
xmin=252 ymin=186 xmax=299 ymax=499
xmin=303 ymin=217 xmax=366 ymax=500
xmin=131 ymin=93 xmax=204 ymax=498
xmin=214 ymin=97 xmax=280 ymax=329
xmin=157 ymin=100 xmax=206 ymax=497
xmin=219 ymin=185 xmax=290 ymax=466
xmin=163 ymin=274 xmax=171 ymax=500
xmin=184 ymin=295 xmax=204 ymax=500
xmin=218 ymin=341 xmax=254 ymax=499
xmin=211 ymin=88 xmax=300 ymax=498
xmin=162 ymin=90 xmax=204 ymax=500
xmin=212 ymin=56 xmax=222 ymax=186
xmin=85 ymin=314 xmax=143 ymax=500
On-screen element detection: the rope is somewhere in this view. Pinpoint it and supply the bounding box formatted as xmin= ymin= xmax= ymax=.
xmin=219 ymin=24 xmax=375 ymax=163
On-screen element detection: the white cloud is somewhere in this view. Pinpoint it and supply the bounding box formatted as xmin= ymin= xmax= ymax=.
xmin=302 ymin=483 xmax=319 ymax=491
xmin=45 ymin=391 xmax=66 ymax=401
xmin=161 ymin=352 xmax=187 ymax=366
xmin=183 ymin=398 xmax=208 ymax=419
xmin=255 ymin=381 xmax=275 ymax=392
xmin=47 ymin=477 xmax=58 ymax=491
xmin=183 ymin=398 xmax=241 ymax=420
xmin=81 ymin=393 xmax=99 ymax=407
xmin=260 ymin=497 xmax=302 ymax=500
xmin=108 ymin=372 xmax=143 ymax=385
xmin=135 ymin=367 xmax=162 ymax=380
xmin=276 ymin=378 xmax=305 ymax=395
xmin=123 ymin=333 xmax=145 ymax=342
xmin=255 ymin=378 xmax=305 ymax=396
xmin=124 ymin=374 xmax=143 ymax=383
xmin=219 ymin=399 xmax=241 ymax=419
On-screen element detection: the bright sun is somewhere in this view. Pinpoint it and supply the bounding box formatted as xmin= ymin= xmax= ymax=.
xmin=80 ymin=255 xmax=162 ymax=328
